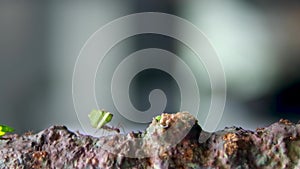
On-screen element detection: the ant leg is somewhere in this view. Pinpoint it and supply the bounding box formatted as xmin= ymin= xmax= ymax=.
xmin=0 ymin=137 xmax=11 ymax=140
xmin=95 ymin=128 xmax=105 ymax=137
xmin=100 ymin=128 xmax=105 ymax=136
xmin=117 ymin=122 xmax=126 ymax=134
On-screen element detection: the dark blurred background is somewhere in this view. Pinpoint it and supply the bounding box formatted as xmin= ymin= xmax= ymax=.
xmin=1 ymin=0 xmax=300 ymax=134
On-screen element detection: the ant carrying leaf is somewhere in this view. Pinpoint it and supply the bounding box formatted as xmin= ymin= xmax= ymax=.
xmin=0 ymin=124 xmax=14 ymax=137
xmin=88 ymin=110 xmax=120 ymax=134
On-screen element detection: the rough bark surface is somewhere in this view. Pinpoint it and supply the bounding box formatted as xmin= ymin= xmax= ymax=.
xmin=0 ymin=112 xmax=300 ymax=169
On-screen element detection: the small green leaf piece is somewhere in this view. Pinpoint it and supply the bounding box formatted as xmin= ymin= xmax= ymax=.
xmin=0 ymin=131 xmax=5 ymax=137
xmin=155 ymin=115 xmax=161 ymax=122
xmin=0 ymin=125 xmax=14 ymax=137
xmin=88 ymin=110 xmax=113 ymax=129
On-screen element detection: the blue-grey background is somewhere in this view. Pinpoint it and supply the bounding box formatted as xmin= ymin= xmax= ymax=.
xmin=1 ymin=0 xmax=300 ymax=134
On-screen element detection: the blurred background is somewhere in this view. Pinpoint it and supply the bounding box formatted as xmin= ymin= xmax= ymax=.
xmin=1 ymin=0 xmax=300 ymax=134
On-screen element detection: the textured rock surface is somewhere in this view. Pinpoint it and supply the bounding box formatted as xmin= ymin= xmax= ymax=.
xmin=0 ymin=112 xmax=300 ymax=168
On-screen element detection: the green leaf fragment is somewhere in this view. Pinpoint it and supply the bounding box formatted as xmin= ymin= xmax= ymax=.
xmin=155 ymin=115 xmax=161 ymax=121
xmin=88 ymin=110 xmax=113 ymax=129
xmin=0 ymin=131 xmax=5 ymax=137
xmin=0 ymin=125 xmax=14 ymax=136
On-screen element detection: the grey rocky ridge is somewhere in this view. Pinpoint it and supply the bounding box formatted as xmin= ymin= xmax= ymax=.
xmin=0 ymin=112 xmax=299 ymax=168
